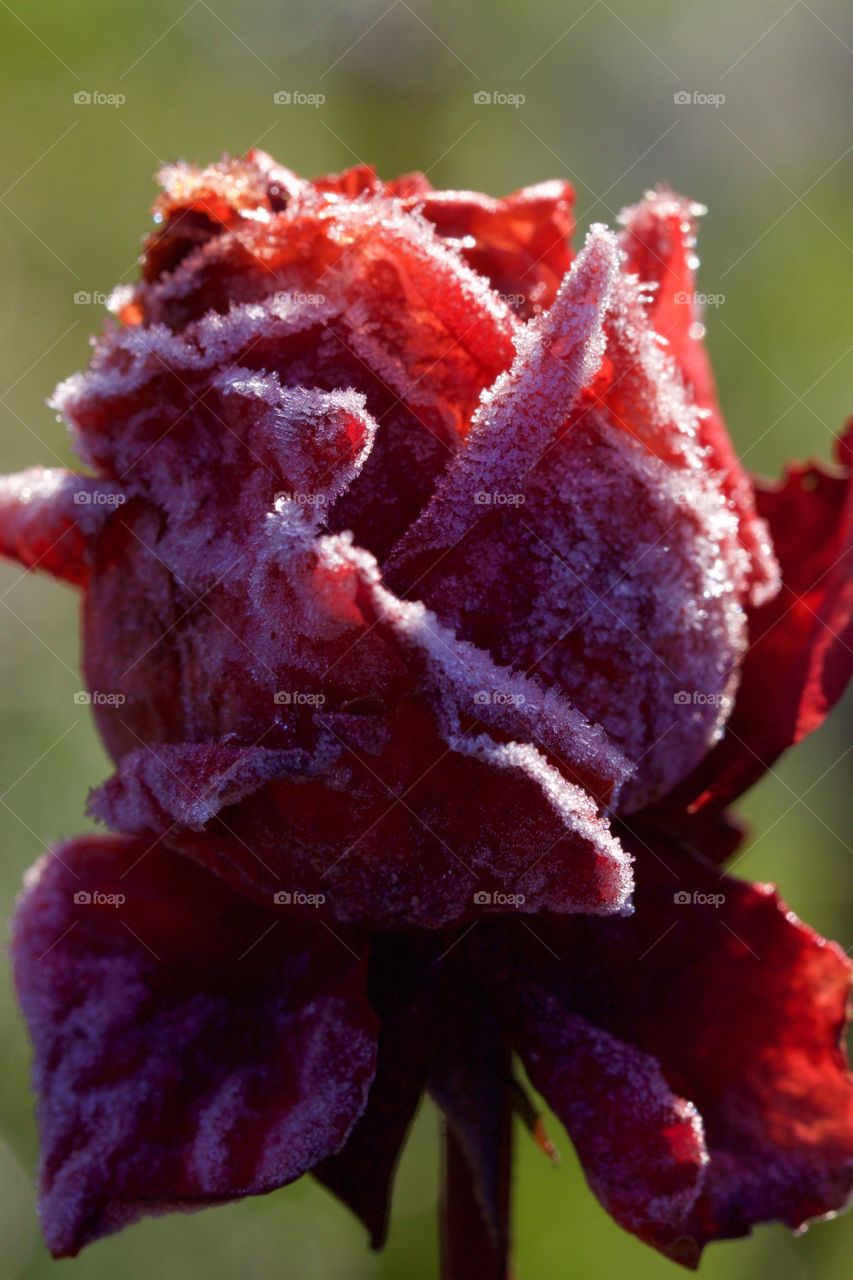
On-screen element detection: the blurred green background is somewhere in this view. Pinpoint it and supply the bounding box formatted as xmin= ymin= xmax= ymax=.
xmin=0 ymin=1 xmax=850 ymax=1277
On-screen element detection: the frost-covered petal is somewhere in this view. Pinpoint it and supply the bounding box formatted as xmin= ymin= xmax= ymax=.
xmin=487 ymin=839 xmax=853 ymax=1264
xmin=89 ymin=535 xmax=632 ymax=928
xmin=618 ymin=186 xmax=778 ymax=604
xmin=307 ymin=165 xmax=575 ymax=319
xmin=391 ymin=223 xmax=619 ymax=565
xmin=68 ymin=159 xmax=518 ymax=559
xmin=12 ymin=834 xmax=377 ymax=1257
xmin=515 ymin=995 xmax=708 ymax=1255
xmin=660 ymin=423 xmax=853 ymax=821
xmin=0 ymin=468 xmax=126 ymax=586
xmin=407 ymin=179 xmax=575 ymax=318
xmin=391 ymin=242 xmax=762 ymax=809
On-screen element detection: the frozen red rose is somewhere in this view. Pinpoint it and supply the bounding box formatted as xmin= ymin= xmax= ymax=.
xmin=2 ymin=153 xmax=851 ymax=1275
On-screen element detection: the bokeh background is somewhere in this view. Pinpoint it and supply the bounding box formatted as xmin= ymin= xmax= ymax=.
xmin=0 ymin=1 xmax=850 ymax=1277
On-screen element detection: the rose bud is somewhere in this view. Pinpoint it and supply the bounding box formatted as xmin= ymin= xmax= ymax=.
xmin=2 ymin=155 xmax=851 ymax=1272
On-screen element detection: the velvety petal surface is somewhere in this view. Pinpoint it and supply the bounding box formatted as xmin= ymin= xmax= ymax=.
xmin=659 ymin=423 xmax=853 ymax=821
xmin=12 ymin=834 xmax=378 ymax=1257
xmin=482 ymin=837 xmax=853 ymax=1264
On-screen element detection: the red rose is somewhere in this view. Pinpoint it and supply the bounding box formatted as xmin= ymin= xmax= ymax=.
xmin=2 ymin=154 xmax=851 ymax=1273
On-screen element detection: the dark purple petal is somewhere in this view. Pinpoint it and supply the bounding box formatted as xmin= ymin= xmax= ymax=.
xmin=12 ymin=834 xmax=378 ymax=1257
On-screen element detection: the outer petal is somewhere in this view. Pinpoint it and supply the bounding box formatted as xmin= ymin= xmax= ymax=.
xmin=12 ymin=834 xmax=377 ymax=1257
xmin=659 ymin=424 xmax=853 ymax=820
xmin=0 ymin=468 xmax=126 ymax=586
xmin=618 ymin=187 xmax=778 ymax=603
xmin=516 ymin=995 xmax=707 ymax=1256
xmin=486 ymin=839 xmax=853 ymax=1264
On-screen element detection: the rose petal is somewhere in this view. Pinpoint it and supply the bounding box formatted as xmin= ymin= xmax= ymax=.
xmin=391 ymin=248 xmax=756 ymax=809
xmin=660 ymin=423 xmax=853 ymax=819
xmin=390 ymin=223 xmax=619 ymax=568
xmin=515 ymin=994 xmax=707 ymax=1258
xmin=618 ymin=187 xmax=779 ymax=604
xmin=12 ymin=834 xmax=377 ymax=1257
xmin=89 ymin=533 xmax=631 ymax=928
xmin=66 ymin=157 xmax=519 ymax=560
xmin=0 ymin=468 xmax=126 ymax=586
xmin=488 ymin=838 xmax=853 ymax=1264
xmin=408 ymin=179 xmax=575 ymax=318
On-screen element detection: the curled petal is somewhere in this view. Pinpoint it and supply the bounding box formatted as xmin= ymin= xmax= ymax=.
xmin=12 ymin=835 xmax=377 ymax=1257
xmin=90 ymin=536 xmax=632 ymax=928
xmin=66 ymin=164 xmax=519 ymax=559
xmin=0 ymin=468 xmax=126 ymax=585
